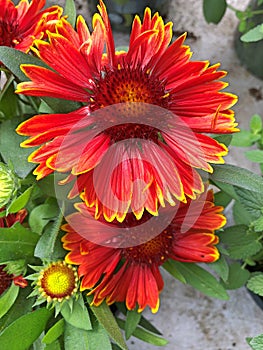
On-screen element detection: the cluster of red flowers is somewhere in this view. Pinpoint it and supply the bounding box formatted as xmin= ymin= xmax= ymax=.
xmin=2 ymin=0 xmax=237 ymax=311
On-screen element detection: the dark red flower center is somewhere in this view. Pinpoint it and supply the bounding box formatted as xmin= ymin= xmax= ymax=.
xmin=91 ymin=66 xmax=170 ymax=108
xmin=122 ymin=229 xmax=174 ymax=265
xmin=0 ymin=18 xmax=22 ymax=47
xmin=0 ymin=265 xmax=12 ymax=295
xmin=90 ymin=66 xmax=170 ymax=142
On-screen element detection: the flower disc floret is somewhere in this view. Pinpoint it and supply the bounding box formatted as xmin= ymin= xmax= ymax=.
xmin=37 ymin=261 xmax=78 ymax=303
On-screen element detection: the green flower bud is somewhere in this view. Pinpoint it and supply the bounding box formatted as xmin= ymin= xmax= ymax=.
xmin=0 ymin=163 xmax=18 ymax=207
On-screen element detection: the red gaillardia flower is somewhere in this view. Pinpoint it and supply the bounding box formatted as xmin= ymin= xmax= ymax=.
xmin=62 ymin=190 xmax=226 ymax=313
xmin=16 ymin=1 xmax=238 ymax=222
xmin=0 ymin=0 xmax=62 ymax=52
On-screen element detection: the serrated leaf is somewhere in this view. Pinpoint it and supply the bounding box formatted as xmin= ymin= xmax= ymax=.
xmin=245 ymin=150 xmax=263 ymax=163
xmin=218 ymin=225 xmax=262 ymax=259
xmin=247 ymin=334 xmax=263 ymax=350
xmin=234 ymin=187 xmax=263 ymax=220
xmin=231 ymin=130 xmax=260 ymax=147
xmin=203 ymin=0 xmax=227 ymax=24
xmin=0 ymin=119 xmax=36 ymax=178
xmin=241 ymin=24 xmax=263 ymax=42
xmin=61 ymin=297 xmax=92 ymax=331
xmin=116 ymin=318 xmax=168 ymax=346
xmin=247 ymin=274 xmax=263 ymax=296
xmin=42 ymin=319 xmax=65 ymax=345
xmin=210 ymin=164 xmax=263 ymax=194
xmin=221 ymin=263 xmax=250 ymax=290
xmin=233 ymin=201 xmax=254 ymax=225
xmin=253 ymin=216 xmax=263 ymax=232
xmin=0 ymin=308 xmax=52 ymax=350
xmin=250 ymin=114 xmax=263 ymax=134
xmin=171 ymin=261 xmax=229 ymax=300
xmin=8 ymin=186 xmax=33 ymax=213
xmin=65 ymin=0 xmax=77 ymax=27
xmin=0 ymin=283 xmax=19 ymax=319
xmin=0 ymin=223 xmax=39 ymax=264
xmin=87 ymin=297 xmax=128 ymax=350
xmin=125 ymin=309 xmax=141 ymax=340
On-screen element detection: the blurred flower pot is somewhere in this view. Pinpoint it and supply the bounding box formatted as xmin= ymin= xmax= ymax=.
xmin=234 ymin=0 xmax=263 ymax=80
xmin=88 ymin=0 xmax=170 ymax=32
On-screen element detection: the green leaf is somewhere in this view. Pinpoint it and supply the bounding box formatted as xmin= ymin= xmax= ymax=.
xmin=234 ymin=187 xmax=263 ymax=220
xmin=37 ymin=173 xmax=75 ymax=200
xmin=125 ymin=309 xmax=141 ymax=340
xmin=42 ymin=319 xmax=65 ymax=345
xmin=212 ymin=180 xmax=239 ymax=201
xmin=245 ymin=150 xmax=263 ymax=163
xmin=8 ymin=186 xmax=33 ymax=213
xmin=214 ymin=190 xmax=232 ymax=208
xmin=247 ymin=334 xmax=263 ymax=350
xmin=213 ymin=134 xmax=232 ymax=146
xmin=209 ymin=255 xmax=229 ymax=282
xmin=65 ymin=0 xmax=77 ymax=27
xmin=0 ymin=119 xmax=36 ymax=178
xmin=253 ymin=215 xmax=263 ymax=232
xmin=0 ymin=46 xmax=49 ymax=81
xmin=162 ymin=260 xmax=186 ymax=283
xmin=0 ymin=286 xmax=35 ymax=332
xmin=87 ymin=297 xmax=128 ymax=350
xmin=116 ymin=318 xmax=168 ymax=347
xmin=221 ymin=263 xmax=250 ymax=289
xmin=85 ymin=313 xmax=112 ymax=350
xmin=34 ymin=206 xmax=64 ymax=260
xmin=231 ymin=130 xmax=260 ymax=147
xmin=61 ymin=297 xmax=92 ymax=331
xmin=218 ymin=225 xmax=262 ymax=260
xmin=64 ymin=322 xmax=89 ymax=350
xmin=41 ymin=97 xmax=82 ymax=114
xmin=0 ymin=308 xmax=52 ymax=350
xmin=233 ymin=201 xmax=254 ymax=225
xmin=241 ymin=24 xmax=263 ymax=42
xmin=0 ymin=283 xmax=19 ymax=319
xmin=139 ymin=316 xmax=162 ymax=336
xmin=250 ymin=114 xmax=263 ymax=134
xmin=203 ymin=0 xmax=227 ymax=23
xmin=0 ymin=79 xmax=18 ymax=119
xmin=210 ymin=164 xmax=263 ymax=194
xmin=29 ymin=200 xmax=60 ymax=234
xmin=171 ymin=261 xmax=229 ymax=300
xmin=247 ymin=273 xmax=263 ymax=296
xmin=45 ymin=341 xmax=61 ymax=350
xmin=0 ymin=223 xmax=39 ymax=264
